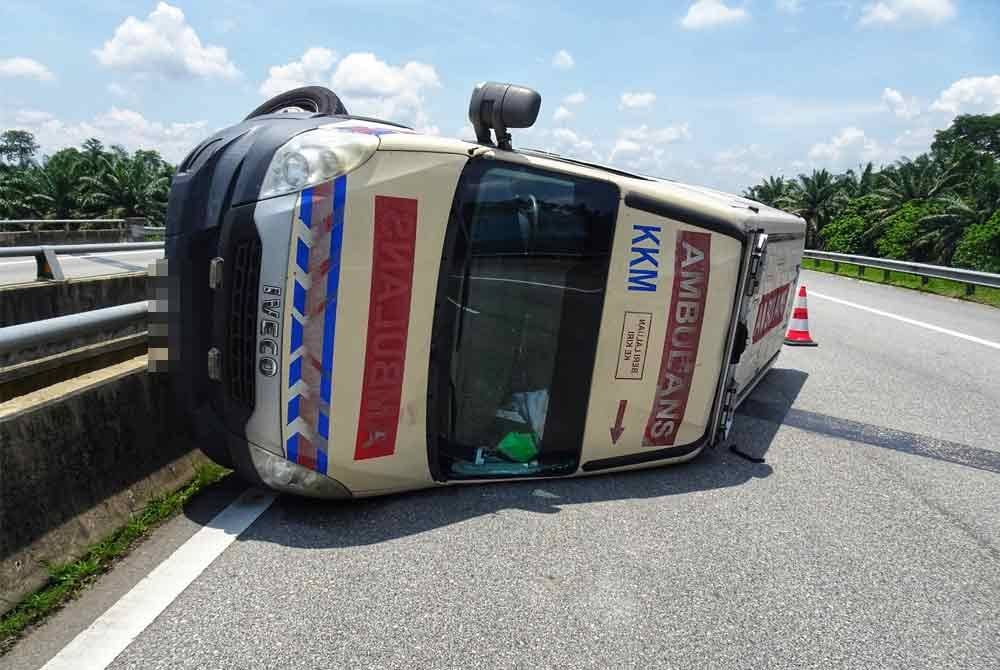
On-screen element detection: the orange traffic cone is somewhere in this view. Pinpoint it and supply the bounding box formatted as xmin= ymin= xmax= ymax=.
xmin=784 ymin=285 xmax=818 ymax=346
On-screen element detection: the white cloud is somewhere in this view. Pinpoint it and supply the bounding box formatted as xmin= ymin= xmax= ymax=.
xmin=882 ymin=87 xmax=921 ymax=119
xmin=610 ymin=139 xmax=642 ymax=158
xmin=714 ymin=144 xmax=771 ymax=172
xmin=331 ymin=52 xmax=441 ymax=131
xmin=930 ymin=75 xmax=1000 ymax=115
xmin=106 ymin=82 xmax=132 ymax=99
xmin=552 ymin=50 xmax=574 ymax=70
xmin=860 ymin=0 xmax=956 ymax=26
xmin=742 ymin=96 xmax=884 ymax=126
xmin=610 ymin=123 xmax=691 ymax=163
xmin=94 ymin=2 xmax=239 ymax=80
xmin=529 ymin=127 xmax=597 ymax=159
xmin=259 ymin=47 xmax=338 ymax=97
xmin=552 ymin=106 xmax=573 ymax=123
xmin=894 ymin=126 xmax=936 ymax=152
xmin=564 ymin=91 xmax=586 ymax=105
xmin=3 ymin=107 xmax=208 ymax=163
xmin=550 ymin=127 xmax=595 ymax=155
xmin=808 ymin=126 xmax=883 ymax=164
xmin=257 ymin=49 xmax=441 ymax=132
xmin=620 ymin=124 xmax=692 ymax=145
xmin=680 ymin=1 xmax=749 ymax=29
xmin=619 ymin=91 xmax=656 ymax=110
xmin=0 ymin=57 xmax=54 ymax=81
xmin=776 ymin=0 xmax=802 ymax=13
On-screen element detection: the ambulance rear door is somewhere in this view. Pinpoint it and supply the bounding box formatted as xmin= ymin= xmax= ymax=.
xmin=728 ymin=215 xmax=807 ymax=407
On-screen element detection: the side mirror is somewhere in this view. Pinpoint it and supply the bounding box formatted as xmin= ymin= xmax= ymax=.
xmin=468 ymin=82 xmax=541 ymax=150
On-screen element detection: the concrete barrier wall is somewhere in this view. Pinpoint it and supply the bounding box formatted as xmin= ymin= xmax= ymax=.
xmin=0 ymin=272 xmax=147 ymax=327
xmin=0 ymin=357 xmax=208 ymax=612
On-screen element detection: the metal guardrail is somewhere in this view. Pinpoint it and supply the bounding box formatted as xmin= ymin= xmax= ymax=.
xmin=0 ymin=242 xmax=164 ymax=281
xmin=803 ymin=250 xmax=1000 ymax=295
xmin=0 ymin=301 xmax=148 ymax=356
xmin=0 ymin=219 xmax=126 ymax=226
xmin=1 ymin=217 xmax=164 ymax=245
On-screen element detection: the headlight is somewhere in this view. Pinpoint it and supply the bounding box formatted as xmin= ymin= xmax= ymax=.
xmin=259 ymin=126 xmax=379 ymax=199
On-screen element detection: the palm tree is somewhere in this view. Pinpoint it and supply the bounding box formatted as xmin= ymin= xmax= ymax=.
xmin=0 ymin=169 xmax=27 ymax=219
xmin=82 ymin=152 xmax=172 ymax=222
xmin=840 ymin=162 xmax=878 ymax=198
xmin=874 ymin=155 xmax=964 ymax=215
xmin=80 ymin=138 xmax=109 ymax=174
xmin=864 ymin=154 xmax=968 ymax=242
xmin=779 ymin=169 xmax=843 ymax=248
xmin=5 ymin=149 xmax=90 ymax=219
xmin=744 ymin=176 xmax=790 ymax=208
xmin=915 ymin=163 xmax=1000 ymax=265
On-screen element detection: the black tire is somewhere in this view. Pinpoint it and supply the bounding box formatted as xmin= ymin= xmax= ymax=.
xmin=244 ymin=86 xmax=348 ymax=120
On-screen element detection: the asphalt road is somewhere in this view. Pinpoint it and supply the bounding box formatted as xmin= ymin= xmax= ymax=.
xmin=7 ymin=269 xmax=1000 ymax=670
xmin=0 ymin=249 xmax=162 ymax=285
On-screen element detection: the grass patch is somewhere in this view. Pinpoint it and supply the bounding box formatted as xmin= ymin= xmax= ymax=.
xmin=0 ymin=462 xmax=228 ymax=654
xmin=802 ymin=257 xmax=1000 ymax=309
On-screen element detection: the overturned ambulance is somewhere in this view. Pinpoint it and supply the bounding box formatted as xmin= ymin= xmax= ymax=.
xmin=156 ymin=82 xmax=806 ymax=498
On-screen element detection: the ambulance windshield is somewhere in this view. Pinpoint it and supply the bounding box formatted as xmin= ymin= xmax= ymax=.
xmin=432 ymin=162 xmax=619 ymax=478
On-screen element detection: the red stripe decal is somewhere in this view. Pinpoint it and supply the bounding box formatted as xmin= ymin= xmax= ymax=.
xmin=752 ymin=282 xmax=793 ymax=343
xmin=297 ymin=434 xmax=317 ymax=470
xmin=354 ymin=196 xmax=418 ymax=460
xmin=643 ymin=231 xmax=711 ymax=447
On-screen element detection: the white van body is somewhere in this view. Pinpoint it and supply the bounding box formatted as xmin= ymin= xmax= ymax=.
xmin=163 ymin=116 xmax=805 ymax=499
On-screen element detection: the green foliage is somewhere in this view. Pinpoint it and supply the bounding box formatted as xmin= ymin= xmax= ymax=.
xmin=875 ymin=201 xmax=942 ymax=260
xmin=953 ymin=210 xmax=1000 ymax=273
xmin=0 ymin=130 xmax=175 ymax=224
xmin=0 ymin=129 xmax=40 ymax=168
xmin=820 ymin=194 xmax=880 ymax=254
xmin=743 ymin=176 xmax=790 ymax=207
xmin=932 ymin=113 xmax=1000 ymax=161
xmin=778 ymin=169 xmax=844 ymax=248
xmin=744 ymin=114 xmax=1000 ymax=272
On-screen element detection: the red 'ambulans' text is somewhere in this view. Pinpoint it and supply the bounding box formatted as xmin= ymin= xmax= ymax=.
xmin=642 ymin=231 xmax=711 ymax=446
xmin=354 ymin=196 xmax=418 ymax=460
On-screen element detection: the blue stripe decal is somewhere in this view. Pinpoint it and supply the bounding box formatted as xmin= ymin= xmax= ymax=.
xmin=316 ymin=448 xmax=328 ymax=474
xmin=287 ymin=395 xmax=300 ymax=423
xmin=319 ymin=175 xmax=347 ymax=406
xmin=288 ymin=357 xmax=302 ymax=386
xmin=286 ymin=434 xmax=299 ymax=463
xmin=293 ymin=280 xmax=306 ymax=315
xmin=290 ymin=317 xmax=303 ymax=353
xmin=299 ymin=187 xmax=313 ymax=228
xmin=295 ymin=238 xmax=309 ymax=273
xmin=317 ymin=410 xmax=329 ymax=439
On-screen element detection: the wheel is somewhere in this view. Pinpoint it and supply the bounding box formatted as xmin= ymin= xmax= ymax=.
xmin=244 ymin=86 xmax=348 ymax=120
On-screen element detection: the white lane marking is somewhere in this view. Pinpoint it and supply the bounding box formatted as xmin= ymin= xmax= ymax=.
xmin=450 ymin=274 xmax=604 ymax=294
xmin=0 ymin=250 xmax=162 ymax=266
xmin=809 ymin=290 xmax=1000 ymax=351
xmin=42 ymin=488 xmax=277 ymax=670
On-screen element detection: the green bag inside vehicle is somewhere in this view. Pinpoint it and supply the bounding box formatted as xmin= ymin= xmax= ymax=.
xmin=497 ymin=432 xmax=538 ymax=463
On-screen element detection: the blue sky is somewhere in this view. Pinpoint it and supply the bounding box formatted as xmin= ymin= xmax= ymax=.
xmin=2 ymin=0 xmax=999 ymax=191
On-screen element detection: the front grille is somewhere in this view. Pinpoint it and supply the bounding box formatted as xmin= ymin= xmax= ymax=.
xmin=227 ymin=238 xmax=261 ymax=408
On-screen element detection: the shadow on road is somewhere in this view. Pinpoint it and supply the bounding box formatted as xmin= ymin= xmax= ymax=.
xmin=217 ymin=367 xmax=809 ymax=551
